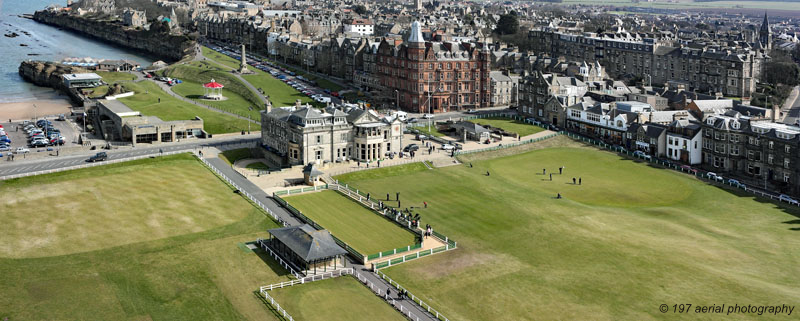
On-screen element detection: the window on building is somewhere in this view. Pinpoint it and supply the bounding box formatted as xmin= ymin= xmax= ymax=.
xmin=784 ymin=173 xmax=791 ymax=183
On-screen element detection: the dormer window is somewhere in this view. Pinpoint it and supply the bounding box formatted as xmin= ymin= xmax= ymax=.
xmin=731 ymin=121 xmax=740 ymax=129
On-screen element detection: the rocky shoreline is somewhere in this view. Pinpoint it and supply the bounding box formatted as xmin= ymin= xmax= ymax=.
xmin=18 ymin=61 xmax=89 ymax=105
xmin=33 ymin=10 xmax=195 ymax=62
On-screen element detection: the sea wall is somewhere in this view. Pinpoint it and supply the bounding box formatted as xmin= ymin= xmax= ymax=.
xmin=33 ymin=10 xmax=194 ymax=62
xmin=18 ymin=60 xmax=87 ymax=105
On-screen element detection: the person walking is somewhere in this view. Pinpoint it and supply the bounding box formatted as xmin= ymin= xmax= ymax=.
xmin=387 ymin=193 xmax=390 ymax=201
xmin=469 ymin=163 xmax=473 ymax=168
xmin=543 ymin=168 xmax=546 ymax=175
xmin=559 ymin=166 xmax=563 ymax=175
xmin=486 ymin=171 xmax=490 ymax=176
xmin=579 ymin=177 xmax=582 ymax=185
xmin=572 ymin=177 xmax=576 ymax=184
xmin=557 ymin=193 xmax=562 ymax=199
xmin=385 ymin=288 xmax=391 ymax=300
xmin=367 ymin=193 xmax=370 ymax=200
xmin=549 ymin=173 xmax=552 ymax=181
xmin=424 ymin=201 xmax=427 ymax=208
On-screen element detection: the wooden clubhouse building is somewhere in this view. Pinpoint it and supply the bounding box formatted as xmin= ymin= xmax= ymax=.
xmin=266 ymin=224 xmax=348 ymax=275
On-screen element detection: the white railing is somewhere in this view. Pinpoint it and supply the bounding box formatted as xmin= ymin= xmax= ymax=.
xmin=258 ymin=268 xmax=355 ymax=321
xmin=377 ymin=270 xmax=450 ymax=321
xmin=354 ymin=271 xmax=382 ymax=297
xmin=256 ymin=238 xmax=301 ymax=279
xmin=0 ymin=150 xmax=189 ymax=180
xmin=197 ymin=155 xmax=290 ymax=226
xmin=259 ymin=287 xmax=295 ymax=321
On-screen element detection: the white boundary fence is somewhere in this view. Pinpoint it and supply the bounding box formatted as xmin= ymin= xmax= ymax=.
xmin=256 ymin=238 xmax=301 ymax=279
xmin=376 ymin=270 xmax=449 ymax=321
xmin=258 ymin=268 xmax=354 ymax=321
xmin=0 ymin=150 xmax=188 ymax=180
xmin=260 ymin=289 xmax=295 ymax=321
xmin=196 ymin=155 xmax=289 ymax=226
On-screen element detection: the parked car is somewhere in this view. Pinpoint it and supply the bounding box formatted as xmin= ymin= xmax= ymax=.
xmin=441 ymin=144 xmax=455 ymax=151
xmin=680 ymin=165 xmax=698 ymax=174
xmin=416 ymin=134 xmax=428 ymax=141
xmin=727 ymin=179 xmax=746 ymax=189
xmin=707 ymin=172 xmax=724 ymax=182
xmin=88 ymin=152 xmax=108 ymax=162
xmin=466 ymin=109 xmax=478 ymax=114
xmin=0 ymin=145 xmax=10 ymax=152
xmin=423 ymin=113 xmax=435 ymax=119
xmin=779 ymin=194 xmax=799 ymax=205
xmin=403 ymin=144 xmax=419 ymax=152
xmin=15 ymin=147 xmax=29 ymax=153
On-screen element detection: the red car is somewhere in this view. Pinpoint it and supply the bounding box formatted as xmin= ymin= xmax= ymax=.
xmin=680 ymin=165 xmax=698 ymax=174
xmin=331 ymin=92 xmax=340 ymax=97
xmin=145 ymin=73 xmax=153 ymax=78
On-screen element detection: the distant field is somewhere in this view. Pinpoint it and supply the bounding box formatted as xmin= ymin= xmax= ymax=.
xmin=0 ymin=154 xmax=291 ymax=320
xmin=563 ymin=0 xmax=800 ymax=12
xmin=284 ymin=190 xmax=418 ymax=255
xmin=468 ymin=117 xmax=544 ymax=137
xmin=269 ymin=277 xmax=406 ymax=321
xmin=119 ymin=81 xmax=252 ymax=134
xmin=336 ymin=137 xmax=800 ymax=320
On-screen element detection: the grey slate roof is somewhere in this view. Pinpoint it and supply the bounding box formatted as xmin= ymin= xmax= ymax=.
xmin=303 ymin=163 xmax=324 ymax=177
xmin=268 ymin=224 xmax=347 ymax=262
xmin=453 ymin=121 xmax=489 ymax=134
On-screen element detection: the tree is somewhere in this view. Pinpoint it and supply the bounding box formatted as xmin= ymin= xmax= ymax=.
xmin=352 ymin=5 xmax=367 ymax=15
xmin=762 ymin=50 xmax=800 ymax=87
xmin=494 ymin=12 xmax=519 ymax=36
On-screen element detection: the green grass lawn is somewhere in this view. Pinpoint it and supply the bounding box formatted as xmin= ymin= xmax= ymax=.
xmin=246 ymin=162 xmax=271 ymax=170
xmin=241 ymin=68 xmax=316 ymax=108
xmin=119 ymin=81 xmax=253 ymax=135
xmin=172 ymin=79 xmax=261 ymax=120
xmin=219 ymin=148 xmax=253 ymax=165
xmin=202 ymin=46 xmax=243 ymax=69
xmin=468 ymin=117 xmax=544 ymax=137
xmin=269 ymin=276 xmax=406 ymax=321
xmin=335 ymin=137 xmax=800 ymax=320
xmin=163 ymin=61 xmax=263 ymax=110
xmin=201 ymin=46 xmax=316 ymax=108
xmin=0 ymin=154 xmax=291 ymax=320
xmin=96 ymin=71 xmax=136 ymax=84
xmin=414 ymin=125 xmax=446 ymax=137
xmin=284 ymin=190 xmax=417 ymax=255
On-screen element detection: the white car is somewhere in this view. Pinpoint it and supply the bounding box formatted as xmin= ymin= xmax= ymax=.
xmin=15 ymin=147 xmax=30 ymax=153
xmin=441 ymin=144 xmax=455 ymax=151
xmin=423 ymin=113 xmax=435 ymax=119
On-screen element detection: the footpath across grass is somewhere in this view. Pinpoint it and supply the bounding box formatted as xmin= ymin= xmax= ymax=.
xmin=336 ymin=139 xmax=800 ymax=320
xmin=269 ymin=276 xmax=406 ymax=321
xmin=468 ymin=117 xmax=544 ymax=137
xmin=119 ymin=81 xmax=253 ymax=134
xmin=284 ymin=190 xmax=417 ymax=255
xmin=0 ymin=154 xmax=291 ymax=320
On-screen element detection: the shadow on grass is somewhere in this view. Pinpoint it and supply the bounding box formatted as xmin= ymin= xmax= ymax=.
xmin=252 ymin=290 xmax=291 ymax=321
xmin=186 ymin=94 xmax=204 ymax=99
xmin=250 ymin=245 xmax=294 ymax=277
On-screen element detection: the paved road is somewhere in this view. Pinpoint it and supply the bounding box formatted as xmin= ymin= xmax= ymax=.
xmin=199 ymin=153 xmax=439 ymax=321
xmin=781 ymin=85 xmax=800 ymax=125
xmin=0 ymin=135 xmax=260 ymax=177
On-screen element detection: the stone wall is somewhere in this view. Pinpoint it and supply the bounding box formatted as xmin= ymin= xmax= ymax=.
xmin=33 ymin=10 xmax=195 ymax=62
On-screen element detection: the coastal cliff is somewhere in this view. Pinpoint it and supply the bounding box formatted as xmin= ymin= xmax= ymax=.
xmin=33 ymin=10 xmax=194 ymax=62
xmin=18 ymin=61 xmax=88 ymax=104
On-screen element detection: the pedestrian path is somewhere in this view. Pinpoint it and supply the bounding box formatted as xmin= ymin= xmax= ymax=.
xmin=198 ymin=148 xmax=441 ymax=321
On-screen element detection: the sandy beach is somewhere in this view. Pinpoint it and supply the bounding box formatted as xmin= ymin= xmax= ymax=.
xmin=0 ymin=90 xmax=73 ymax=121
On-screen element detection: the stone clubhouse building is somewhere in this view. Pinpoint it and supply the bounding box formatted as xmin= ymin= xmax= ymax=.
xmin=260 ymin=101 xmax=403 ymax=166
